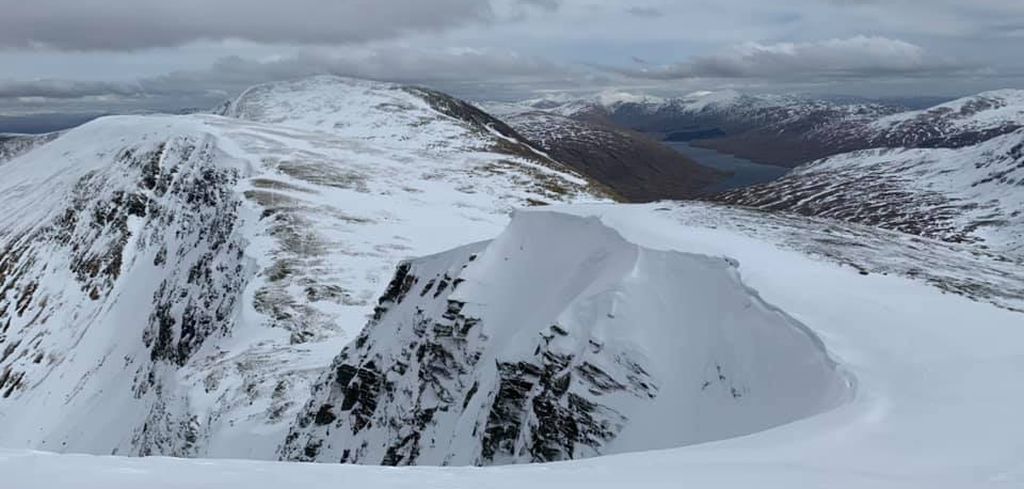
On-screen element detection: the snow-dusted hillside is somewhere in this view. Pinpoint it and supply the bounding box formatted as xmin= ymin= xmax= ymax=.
xmin=491 ymin=90 xmax=903 ymax=167
xmin=0 ymin=76 xmax=607 ymax=459
xmin=497 ymin=90 xmax=897 ymax=138
xmin=280 ymin=209 xmax=848 ymax=465
xmin=868 ymin=89 xmax=1024 ymax=147
xmin=496 ymin=89 xmax=1024 ymax=167
xmin=4 ymin=202 xmax=1023 ymax=487
xmin=500 ymin=88 xmax=1024 ymax=253
xmin=716 ymin=127 xmax=1024 ymax=255
xmin=501 ymin=111 xmax=724 ymax=201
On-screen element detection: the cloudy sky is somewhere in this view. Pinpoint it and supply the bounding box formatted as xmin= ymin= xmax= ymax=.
xmin=1 ymin=0 xmax=1023 ymax=118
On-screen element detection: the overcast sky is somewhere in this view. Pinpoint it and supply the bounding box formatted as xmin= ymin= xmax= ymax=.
xmin=1 ymin=0 xmax=1023 ymax=116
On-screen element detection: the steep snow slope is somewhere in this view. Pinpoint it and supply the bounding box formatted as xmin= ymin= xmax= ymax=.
xmin=280 ymin=210 xmax=848 ymax=465
xmin=716 ymin=128 xmax=1024 ymax=255
xmin=502 ymin=111 xmax=725 ymax=201
xmin=0 ymin=76 xmax=606 ymax=459
xmin=5 ymin=202 xmax=1023 ymax=488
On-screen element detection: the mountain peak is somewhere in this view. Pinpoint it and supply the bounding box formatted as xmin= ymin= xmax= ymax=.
xmin=0 ymin=75 xmax=608 ymax=459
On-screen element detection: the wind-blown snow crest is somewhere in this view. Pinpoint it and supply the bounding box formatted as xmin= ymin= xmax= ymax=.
xmin=281 ymin=209 xmax=850 ymax=465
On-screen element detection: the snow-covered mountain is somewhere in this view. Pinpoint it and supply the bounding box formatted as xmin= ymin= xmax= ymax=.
xmin=500 ymin=88 xmax=1024 ymax=254
xmin=537 ymin=89 xmax=1024 ymax=167
xmin=496 ymin=89 xmax=1024 ymax=162
xmin=0 ymin=76 xmax=608 ymax=458
xmin=493 ymin=90 xmax=902 ymax=167
xmin=715 ymin=109 xmax=1024 ymax=255
xmin=866 ymin=89 xmax=1024 ymax=148
xmin=499 ymin=111 xmax=725 ymax=201
xmin=279 ymin=208 xmax=849 ymax=465
xmin=589 ymin=90 xmax=891 ymax=136
xmin=6 ymin=201 xmax=1022 ymax=487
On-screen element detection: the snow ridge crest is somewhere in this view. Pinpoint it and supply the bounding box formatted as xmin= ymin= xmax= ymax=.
xmin=280 ymin=209 xmax=850 ymax=466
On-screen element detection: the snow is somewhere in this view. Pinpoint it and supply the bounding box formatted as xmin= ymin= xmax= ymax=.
xmin=4 ymin=202 xmax=1024 ymax=486
xmin=671 ymin=89 xmax=746 ymax=112
xmin=593 ymin=90 xmax=666 ymax=108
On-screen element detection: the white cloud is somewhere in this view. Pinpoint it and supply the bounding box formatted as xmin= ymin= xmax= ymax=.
xmin=615 ymin=36 xmax=972 ymax=80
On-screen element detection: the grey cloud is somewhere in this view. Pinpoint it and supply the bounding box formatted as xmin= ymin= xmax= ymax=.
xmin=0 ymin=0 xmax=493 ymax=51
xmin=150 ymin=47 xmax=569 ymax=88
xmin=626 ymin=7 xmax=664 ymax=18
xmin=0 ymin=80 xmax=142 ymax=99
xmin=518 ymin=0 xmax=560 ymax=11
xmin=0 ymin=46 xmax=578 ymax=111
xmin=614 ymin=36 xmax=975 ymax=80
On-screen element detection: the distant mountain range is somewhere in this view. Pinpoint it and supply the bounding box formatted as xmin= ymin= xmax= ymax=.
xmin=503 ymin=89 xmax=1022 ymax=166
xmin=493 ymin=89 xmax=1024 ymax=254
xmin=713 ymin=91 xmax=1024 ymax=255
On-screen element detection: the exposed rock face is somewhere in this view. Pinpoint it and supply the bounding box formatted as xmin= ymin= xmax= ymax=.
xmin=280 ymin=211 xmax=849 ymax=466
xmin=0 ymin=127 xmax=250 ymax=457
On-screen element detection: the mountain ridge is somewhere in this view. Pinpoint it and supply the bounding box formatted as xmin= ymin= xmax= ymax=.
xmin=0 ymin=75 xmax=608 ymax=459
